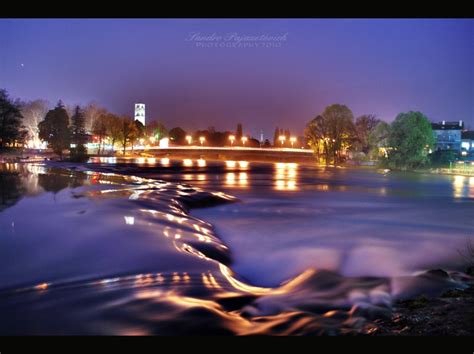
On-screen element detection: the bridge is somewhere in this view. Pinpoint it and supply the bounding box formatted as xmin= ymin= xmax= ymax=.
xmin=128 ymin=146 xmax=315 ymax=164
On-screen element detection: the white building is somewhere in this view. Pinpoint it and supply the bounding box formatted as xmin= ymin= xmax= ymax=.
xmin=134 ymin=103 xmax=145 ymax=126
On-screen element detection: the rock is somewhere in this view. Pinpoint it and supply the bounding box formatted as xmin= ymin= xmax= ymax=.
xmin=424 ymin=269 xmax=450 ymax=279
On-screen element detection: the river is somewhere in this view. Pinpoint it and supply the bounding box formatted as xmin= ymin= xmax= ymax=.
xmin=0 ymin=158 xmax=472 ymax=335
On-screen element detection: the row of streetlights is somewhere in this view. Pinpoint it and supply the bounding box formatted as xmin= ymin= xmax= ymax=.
xmin=279 ymin=135 xmax=297 ymax=148
xmin=135 ymin=134 xmax=299 ymax=149
xmin=184 ymin=134 xmax=298 ymax=147
xmin=185 ymin=135 xmax=249 ymax=146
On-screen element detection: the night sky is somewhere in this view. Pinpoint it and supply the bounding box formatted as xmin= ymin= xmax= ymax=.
xmin=1 ymin=19 xmax=473 ymax=138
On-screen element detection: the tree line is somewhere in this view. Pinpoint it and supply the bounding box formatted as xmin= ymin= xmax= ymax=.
xmin=1 ymin=88 xmax=437 ymax=169
xmin=0 ymin=89 xmax=264 ymax=157
xmin=304 ymin=104 xmax=435 ymax=169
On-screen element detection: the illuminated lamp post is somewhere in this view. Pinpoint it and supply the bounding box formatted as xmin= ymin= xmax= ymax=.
xmin=186 ymin=135 xmax=192 ymax=145
xmin=290 ymin=137 xmax=296 ymax=148
xmin=229 ymin=135 xmax=235 ymax=146
xmin=241 ymin=136 xmax=248 ymax=146
xmin=279 ymin=135 xmax=286 ymax=147
xmin=199 ymin=136 xmax=205 ymax=146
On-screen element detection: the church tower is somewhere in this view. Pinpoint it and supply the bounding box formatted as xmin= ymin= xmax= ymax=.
xmin=134 ymin=103 xmax=145 ymax=126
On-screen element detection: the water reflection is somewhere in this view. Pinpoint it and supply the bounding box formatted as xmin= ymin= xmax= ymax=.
xmin=225 ymin=160 xmax=249 ymax=170
xmin=452 ymin=175 xmax=474 ymax=199
xmin=225 ymin=172 xmax=248 ymax=188
xmin=1 ymin=163 xmax=86 ymax=211
xmin=0 ymin=168 xmax=25 ymax=212
xmin=274 ymin=162 xmax=298 ymax=191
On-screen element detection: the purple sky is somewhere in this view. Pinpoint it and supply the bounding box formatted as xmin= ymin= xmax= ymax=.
xmin=1 ymin=19 xmax=473 ymax=138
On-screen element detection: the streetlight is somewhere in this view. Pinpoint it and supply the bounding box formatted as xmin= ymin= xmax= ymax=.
xmin=150 ymin=136 xmax=156 ymax=144
xmin=186 ymin=135 xmax=192 ymax=145
xmin=229 ymin=135 xmax=235 ymax=146
xmin=290 ymin=137 xmax=296 ymax=148
xmin=241 ymin=136 xmax=248 ymax=146
xmin=279 ymin=135 xmax=286 ymax=147
xmin=199 ymin=136 xmax=205 ymax=146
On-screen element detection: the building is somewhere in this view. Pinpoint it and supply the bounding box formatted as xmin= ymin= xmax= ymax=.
xmin=134 ymin=103 xmax=145 ymax=126
xmin=461 ymin=131 xmax=474 ymax=153
xmin=431 ymin=120 xmax=464 ymax=151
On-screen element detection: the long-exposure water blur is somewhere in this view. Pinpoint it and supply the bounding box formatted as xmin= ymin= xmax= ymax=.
xmin=0 ymin=159 xmax=472 ymax=335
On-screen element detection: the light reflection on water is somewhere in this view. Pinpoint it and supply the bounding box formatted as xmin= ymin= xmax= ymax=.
xmin=274 ymin=162 xmax=298 ymax=191
xmin=1 ymin=161 xmax=473 ymax=335
xmin=452 ymin=175 xmax=474 ymax=199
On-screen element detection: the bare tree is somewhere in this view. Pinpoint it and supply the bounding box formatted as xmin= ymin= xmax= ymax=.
xmin=119 ymin=116 xmax=138 ymax=155
xmin=92 ymin=113 xmax=108 ymax=155
xmin=107 ymin=114 xmax=122 ymax=152
xmin=20 ymin=100 xmax=50 ymax=148
xmin=84 ymin=102 xmax=107 ymax=134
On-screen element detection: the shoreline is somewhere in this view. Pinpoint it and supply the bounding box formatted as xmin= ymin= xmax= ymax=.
xmin=373 ymin=282 xmax=474 ymax=336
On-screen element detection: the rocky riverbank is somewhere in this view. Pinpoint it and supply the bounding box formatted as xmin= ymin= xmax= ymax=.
xmin=372 ymin=268 xmax=474 ymax=336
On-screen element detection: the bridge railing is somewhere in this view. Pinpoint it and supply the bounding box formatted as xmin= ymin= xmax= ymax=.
xmin=127 ymin=146 xmax=314 ymax=154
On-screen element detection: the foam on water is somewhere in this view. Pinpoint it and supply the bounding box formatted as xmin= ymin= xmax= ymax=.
xmin=0 ymin=162 xmax=472 ymax=335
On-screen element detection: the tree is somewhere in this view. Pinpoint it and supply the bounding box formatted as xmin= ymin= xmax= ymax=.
xmin=70 ymin=106 xmax=88 ymax=162
xmin=92 ymin=113 xmax=108 ymax=155
xmin=305 ymin=115 xmax=329 ymax=163
xmin=38 ymin=101 xmax=70 ymax=158
xmin=368 ymin=121 xmax=391 ymax=160
xmin=169 ymin=127 xmax=187 ymax=145
xmin=107 ymin=114 xmax=122 ymax=152
xmin=0 ymin=89 xmax=24 ymax=148
xmin=430 ymin=150 xmax=456 ymax=167
xmin=354 ymin=114 xmax=381 ymax=155
xmin=20 ymin=99 xmax=49 ymax=149
xmin=131 ymin=120 xmax=145 ymax=149
xmin=83 ymin=102 xmax=106 ymax=133
xmin=133 ymin=120 xmax=145 ymax=145
xmin=386 ymin=111 xmax=435 ymax=170
xmin=145 ymin=121 xmax=167 ymax=141
xmin=70 ymin=106 xmax=86 ymax=143
xmin=273 ymin=127 xmax=280 ymax=146
xmin=236 ymin=123 xmax=243 ymax=140
xmin=118 ymin=116 xmax=137 ymax=155
xmin=305 ymin=104 xmax=355 ymax=165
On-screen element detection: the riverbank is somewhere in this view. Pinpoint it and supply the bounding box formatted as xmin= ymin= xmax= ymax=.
xmin=373 ymin=282 xmax=474 ymax=335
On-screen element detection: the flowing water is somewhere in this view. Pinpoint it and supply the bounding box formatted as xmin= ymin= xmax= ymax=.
xmin=0 ymin=158 xmax=473 ymax=335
